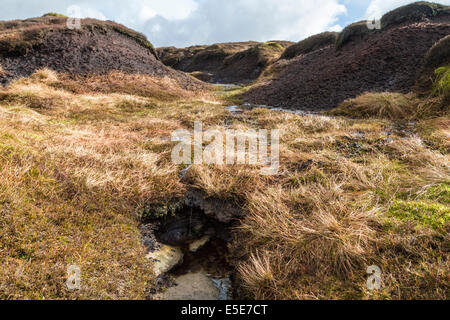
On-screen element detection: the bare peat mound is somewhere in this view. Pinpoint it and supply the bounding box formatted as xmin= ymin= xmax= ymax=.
xmin=280 ymin=32 xmax=339 ymax=60
xmin=242 ymin=2 xmax=450 ymax=111
xmin=0 ymin=14 xmax=207 ymax=90
xmin=157 ymin=41 xmax=293 ymax=84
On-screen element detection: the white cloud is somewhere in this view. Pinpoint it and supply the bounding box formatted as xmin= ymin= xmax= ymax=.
xmin=0 ymin=0 xmax=197 ymax=24
xmin=1 ymin=1 xmax=449 ymax=47
xmin=364 ymin=0 xmax=450 ymax=19
xmin=0 ymin=0 xmax=199 ymax=45
xmin=138 ymin=6 xmax=157 ymax=21
xmin=143 ymin=0 xmax=347 ymax=47
xmin=66 ymin=5 xmax=106 ymax=20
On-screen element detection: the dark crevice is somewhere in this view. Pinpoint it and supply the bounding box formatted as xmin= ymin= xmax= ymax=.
xmin=141 ymin=199 xmax=240 ymax=299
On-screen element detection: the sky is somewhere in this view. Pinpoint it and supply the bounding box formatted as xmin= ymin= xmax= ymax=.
xmin=0 ymin=0 xmax=449 ymax=47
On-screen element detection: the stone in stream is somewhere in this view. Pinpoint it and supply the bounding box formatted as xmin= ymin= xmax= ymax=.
xmin=146 ymin=245 xmax=184 ymax=277
xmin=157 ymin=215 xmax=206 ymax=246
xmin=155 ymin=272 xmax=220 ymax=300
xmin=189 ymin=236 xmax=211 ymax=253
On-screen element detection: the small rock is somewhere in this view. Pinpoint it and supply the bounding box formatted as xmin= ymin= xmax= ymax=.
xmin=155 ymin=272 xmax=220 ymax=300
xmin=189 ymin=236 xmax=211 ymax=253
xmin=212 ymin=277 xmax=233 ymax=300
xmin=146 ymin=245 xmax=184 ymax=277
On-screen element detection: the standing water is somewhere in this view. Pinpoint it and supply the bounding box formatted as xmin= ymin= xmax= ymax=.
xmin=142 ymin=204 xmax=236 ymax=300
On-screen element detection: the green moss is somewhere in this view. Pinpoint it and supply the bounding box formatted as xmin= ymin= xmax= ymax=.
xmin=416 ymin=119 xmax=449 ymax=153
xmin=115 ymin=99 xmax=155 ymax=113
xmin=141 ymin=199 xmax=184 ymax=220
xmin=43 ymin=13 xmax=67 ymax=18
xmin=263 ymin=42 xmax=284 ymax=50
xmin=433 ymin=65 xmax=450 ymax=96
xmin=389 ymin=199 xmax=450 ymax=230
xmin=421 ymin=182 xmax=450 ymax=205
xmin=217 ymin=85 xmax=247 ymax=104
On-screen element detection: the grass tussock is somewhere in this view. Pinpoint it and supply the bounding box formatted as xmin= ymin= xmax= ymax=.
xmin=329 ymin=65 xmax=450 ymax=121
xmin=328 ymin=92 xmax=420 ymax=120
xmin=0 ymin=64 xmax=6 ymax=78
xmin=4 ymin=69 xmax=210 ymax=103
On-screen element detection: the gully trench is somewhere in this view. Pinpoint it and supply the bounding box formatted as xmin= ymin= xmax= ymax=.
xmin=140 ymin=90 xmax=334 ymax=300
xmin=140 ymin=192 xmax=240 ymax=300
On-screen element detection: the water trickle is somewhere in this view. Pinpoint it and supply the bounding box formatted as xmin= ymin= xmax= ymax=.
xmin=143 ymin=204 xmax=236 ymax=300
xmin=226 ymin=103 xmax=320 ymax=116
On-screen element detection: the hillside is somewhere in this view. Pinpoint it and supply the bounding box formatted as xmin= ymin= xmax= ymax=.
xmin=242 ymin=2 xmax=450 ymax=111
xmin=0 ymin=14 xmax=207 ymax=91
xmin=157 ymin=41 xmax=293 ymax=83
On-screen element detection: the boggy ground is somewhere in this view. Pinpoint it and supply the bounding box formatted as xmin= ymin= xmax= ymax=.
xmin=0 ymin=67 xmax=448 ymax=299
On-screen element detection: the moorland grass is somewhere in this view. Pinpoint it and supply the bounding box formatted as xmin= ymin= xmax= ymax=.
xmin=0 ymin=69 xmax=448 ymax=300
xmin=0 ymin=69 xmax=215 ymax=299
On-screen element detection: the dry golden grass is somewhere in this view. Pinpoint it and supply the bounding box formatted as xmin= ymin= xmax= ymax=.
xmin=10 ymin=69 xmax=209 ymax=102
xmin=0 ymin=68 xmax=448 ymax=300
xmin=184 ymin=93 xmax=449 ymax=299
xmin=0 ymin=69 xmax=216 ymax=299
xmin=331 ymin=92 xmax=418 ymax=119
xmin=328 ymin=92 xmax=426 ymax=120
